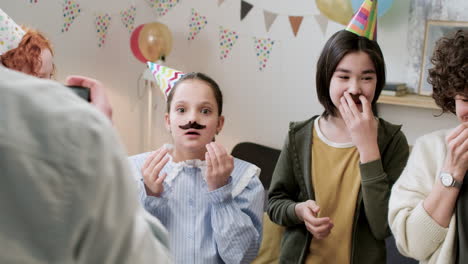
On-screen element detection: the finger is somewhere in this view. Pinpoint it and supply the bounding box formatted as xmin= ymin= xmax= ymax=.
xmin=305 ymin=200 xmax=320 ymax=215
xmin=447 ymin=124 xmax=467 ymax=142
xmin=305 ymin=221 xmax=333 ymax=238
xmin=301 ymin=208 xmax=318 ymax=224
xmin=453 ymin=129 xmax=468 ymax=158
xmin=308 ymin=216 xmax=332 ymax=227
xmin=340 ymin=96 xmax=353 ymax=120
xmin=149 ymin=156 xmax=170 ymax=182
xmin=312 ymin=222 xmax=334 ymax=235
xmin=147 ymin=148 xmax=169 ymax=172
xmin=65 ymin=75 xmax=100 ymax=90
xmin=308 ymin=221 xmax=332 ymax=233
xmin=344 ymin=92 xmax=361 ymax=116
xmin=155 ymin=172 xmax=168 ymax=185
xmin=205 ymin=151 xmax=213 ymax=177
xmin=206 ymin=143 xmax=219 ymax=169
xmin=210 ymin=142 xmax=226 ymax=167
xmin=450 ymin=128 xmax=468 ymax=152
xmin=142 ymin=149 xmax=161 ymax=171
xmin=359 ymin=95 xmax=372 ymax=115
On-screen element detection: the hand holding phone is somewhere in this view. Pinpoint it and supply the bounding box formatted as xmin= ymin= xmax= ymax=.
xmin=65 ymin=75 xmax=113 ymax=120
xmin=67 ymin=85 xmax=91 ymax=102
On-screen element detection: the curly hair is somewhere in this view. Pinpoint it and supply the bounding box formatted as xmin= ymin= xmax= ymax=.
xmin=0 ymin=27 xmax=55 ymax=78
xmin=428 ymin=29 xmax=468 ymax=114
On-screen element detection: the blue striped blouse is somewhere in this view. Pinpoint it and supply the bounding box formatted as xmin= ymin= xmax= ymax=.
xmin=129 ymin=152 xmax=264 ymax=264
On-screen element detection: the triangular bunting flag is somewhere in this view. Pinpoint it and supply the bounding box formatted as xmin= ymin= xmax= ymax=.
xmin=188 ymin=8 xmax=208 ymax=41
xmin=95 ymin=13 xmax=111 ymax=48
xmin=263 ymin=10 xmax=277 ymax=32
xmin=61 ymin=0 xmax=81 ymax=33
xmin=217 ymin=0 xmax=224 ymax=6
xmin=240 ymin=0 xmax=253 ymax=20
xmin=254 ymin=37 xmax=275 ymax=71
xmin=145 ymin=0 xmax=179 ymax=17
xmin=120 ymin=5 xmax=136 ymax=33
xmin=289 ymin=16 xmax=303 ymax=37
xmin=147 ymin=62 xmax=184 ymax=99
xmin=219 ymin=26 xmax=239 ymax=60
xmin=313 ymin=14 xmax=328 ymax=36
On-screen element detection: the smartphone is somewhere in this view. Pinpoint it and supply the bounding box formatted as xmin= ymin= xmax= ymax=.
xmin=67 ymin=85 xmax=91 ymax=102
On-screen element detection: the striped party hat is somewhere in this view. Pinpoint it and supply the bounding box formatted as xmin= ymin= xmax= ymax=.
xmin=147 ymin=62 xmax=184 ymax=99
xmin=0 ymin=8 xmax=25 ymax=55
xmin=345 ymin=0 xmax=377 ymax=41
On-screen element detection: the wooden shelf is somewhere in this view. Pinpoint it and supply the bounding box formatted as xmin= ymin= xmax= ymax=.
xmin=377 ymin=94 xmax=439 ymax=110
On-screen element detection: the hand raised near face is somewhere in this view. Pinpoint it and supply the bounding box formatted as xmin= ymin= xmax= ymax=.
xmin=295 ymin=200 xmax=334 ymax=239
xmin=339 ymin=92 xmax=380 ymax=163
xmin=443 ymin=122 xmax=468 ymax=181
xmin=141 ymin=147 xmax=170 ymax=197
xmin=205 ymin=142 xmax=234 ymax=191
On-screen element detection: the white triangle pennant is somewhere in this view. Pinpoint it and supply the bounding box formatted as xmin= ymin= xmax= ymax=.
xmin=263 ymin=10 xmax=277 ymax=32
xmin=314 ymin=14 xmax=328 ymax=36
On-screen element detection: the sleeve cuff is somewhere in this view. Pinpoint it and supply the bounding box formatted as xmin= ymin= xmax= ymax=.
xmin=206 ymin=177 xmax=233 ymax=204
xmin=139 ymin=179 xmax=170 ymax=210
xmin=408 ymin=202 xmax=449 ymax=244
xmin=360 ymin=159 xmax=386 ymax=182
xmin=287 ymin=202 xmax=302 ymax=224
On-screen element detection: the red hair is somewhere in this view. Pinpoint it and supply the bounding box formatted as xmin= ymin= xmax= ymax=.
xmin=0 ymin=27 xmax=55 ymax=78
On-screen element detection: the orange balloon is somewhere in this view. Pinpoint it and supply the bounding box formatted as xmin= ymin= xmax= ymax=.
xmin=138 ymin=22 xmax=173 ymax=62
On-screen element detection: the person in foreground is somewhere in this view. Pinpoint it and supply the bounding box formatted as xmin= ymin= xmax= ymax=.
xmin=129 ymin=63 xmax=264 ymax=264
xmin=0 ymin=8 xmax=112 ymax=119
xmin=0 ymin=65 xmax=172 ymax=263
xmin=389 ymin=29 xmax=468 ymax=264
xmin=267 ymin=1 xmax=410 ymax=263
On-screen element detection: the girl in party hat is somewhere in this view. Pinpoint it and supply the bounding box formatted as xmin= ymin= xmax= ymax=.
xmin=0 ymin=8 xmax=112 ymax=119
xmin=0 ymin=8 xmax=54 ymax=79
xmin=129 ymin=63 xmax=264 ymax=264
xmin=267 ymin=0 xmax=409 ymax=263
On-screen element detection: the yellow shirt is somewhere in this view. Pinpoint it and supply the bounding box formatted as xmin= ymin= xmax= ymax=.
xmin=306 ymin=117 xmax=361 ymax=264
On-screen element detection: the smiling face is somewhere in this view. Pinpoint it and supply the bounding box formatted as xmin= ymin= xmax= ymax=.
xmin=165 ymin=79 xmax=224 ymax=155
xmin=329 ymin=51 xmax=377 ymax=115
xmin=455 ymin=94 xmax=468 ymax=123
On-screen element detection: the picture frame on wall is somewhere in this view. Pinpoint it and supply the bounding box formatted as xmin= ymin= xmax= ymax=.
xmin=419 ymin=20 xmax=468 ymax=95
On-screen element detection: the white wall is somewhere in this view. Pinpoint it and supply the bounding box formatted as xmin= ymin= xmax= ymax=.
xmin=1 ymin=0 xmax=459 ymax=155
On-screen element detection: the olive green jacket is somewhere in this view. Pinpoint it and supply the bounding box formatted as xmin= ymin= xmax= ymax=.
xmin=267 ymin=116 xmax=409 ymax=264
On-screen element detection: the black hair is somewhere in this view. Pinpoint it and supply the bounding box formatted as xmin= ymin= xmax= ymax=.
xmin=316 ymin=30 xmax=386 ymax=118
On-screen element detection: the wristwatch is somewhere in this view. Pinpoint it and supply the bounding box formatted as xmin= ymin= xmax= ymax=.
xmin=439 ymin=172 xmax=462 ymax=188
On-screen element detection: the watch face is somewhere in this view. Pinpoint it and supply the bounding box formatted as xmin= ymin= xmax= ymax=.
xmin=441 ymin=173 xmax=453 ymax=187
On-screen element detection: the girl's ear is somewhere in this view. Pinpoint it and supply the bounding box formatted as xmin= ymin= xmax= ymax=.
xmin=216 ymin=115 xmax=225 ymax=134
xmin=164 ymin=113 xmax=171 ymax=132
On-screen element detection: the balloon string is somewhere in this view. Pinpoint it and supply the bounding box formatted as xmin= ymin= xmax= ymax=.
xmin=132 ymin=72 xmax=159 ymax=112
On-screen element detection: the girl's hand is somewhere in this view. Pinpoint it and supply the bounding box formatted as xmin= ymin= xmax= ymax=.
xmin=443 ymin=122 xmax=468 ymax=181
xmin=205 ymin=142 xmax=234 ymax=191
xmin=295 ymin=200 xmax=334 ymax=239
xmin=142 ymin=147 xmax=170 ymax=197
xmin=339 ymin=92 xmax=380 ymax=163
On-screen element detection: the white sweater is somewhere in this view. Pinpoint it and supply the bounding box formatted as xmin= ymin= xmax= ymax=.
xmin=389 ymin=129 xmax=457 ymax=264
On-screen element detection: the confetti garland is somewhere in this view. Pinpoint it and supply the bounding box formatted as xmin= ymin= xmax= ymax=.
xmin=61 ymin=0 xmax=81 ymax=33
xmin=218 ymin=26 xmax=239 ymax=60
xmin=187 ymin=8 xmax=208 ymax=41
xmin=95 ymin=13 xmax=111 ymax=47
